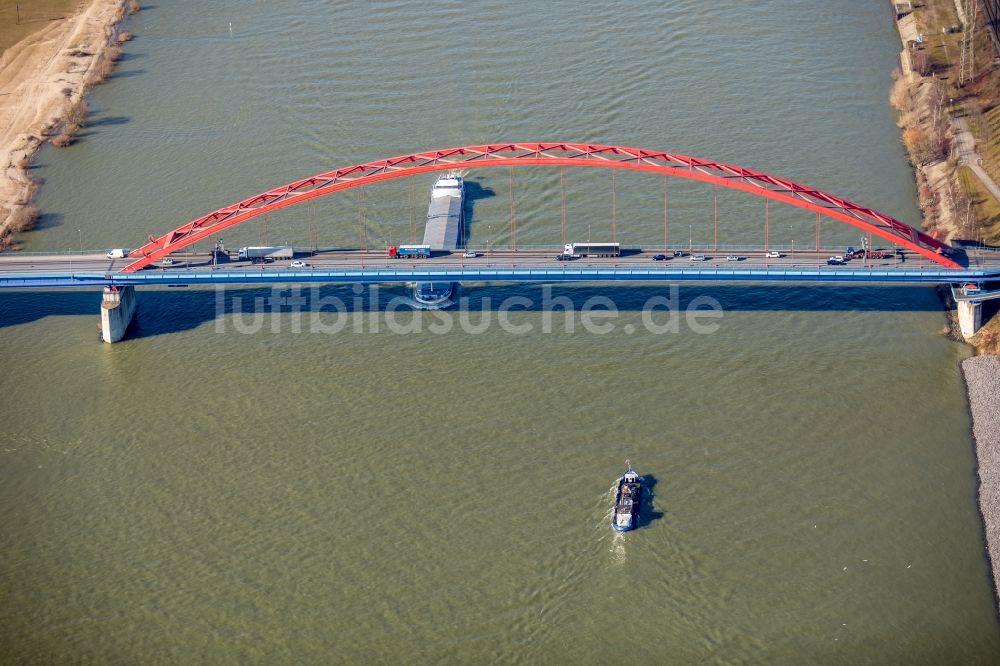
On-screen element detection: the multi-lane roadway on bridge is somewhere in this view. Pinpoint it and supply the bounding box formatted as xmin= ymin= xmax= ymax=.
xmin=1 ymin=247 xmax=999 ymax=288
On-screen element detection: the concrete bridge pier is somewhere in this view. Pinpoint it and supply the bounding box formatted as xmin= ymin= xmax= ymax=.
xmin=100 ymin=286 xmax=137 ymax=343
xmin=957 ymin=283 xmax=983 ymax=340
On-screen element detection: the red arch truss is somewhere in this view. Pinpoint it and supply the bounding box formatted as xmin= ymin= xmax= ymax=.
xmin=122 ymin=142 xmax=960 ymax=272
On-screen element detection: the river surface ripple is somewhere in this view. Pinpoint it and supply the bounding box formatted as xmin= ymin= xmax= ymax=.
xmin=2 ymin=1 xmax=998 ymax=663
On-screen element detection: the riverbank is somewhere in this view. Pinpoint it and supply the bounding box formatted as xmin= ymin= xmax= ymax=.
xmin=889 ymin=0 xmax=1000 ymax=353
xmin=963 ymin=355 xmax=1000 ymax=610
xmin=0 ymin=0 xmax=134 ymax=248
xmin=893 ymin=0 xmax=1000 ymax=618
xmin=888 ymin=0 xmax=1000 ymax=248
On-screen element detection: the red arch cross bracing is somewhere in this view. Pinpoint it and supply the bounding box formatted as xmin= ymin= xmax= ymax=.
xmin=122 ymin=142 xmax=961 ymax=272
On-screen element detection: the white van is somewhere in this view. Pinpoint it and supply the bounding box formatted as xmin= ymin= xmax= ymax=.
xmin=106 ymin=248 xmax=127 ymax=259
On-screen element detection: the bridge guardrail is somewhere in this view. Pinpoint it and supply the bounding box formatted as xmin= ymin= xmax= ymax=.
xmin=3 ymin=264 xmax=998 ymax=289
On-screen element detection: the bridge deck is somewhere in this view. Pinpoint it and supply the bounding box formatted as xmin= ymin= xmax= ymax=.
xmin=1 ymin=248 xmax=998 ymax=288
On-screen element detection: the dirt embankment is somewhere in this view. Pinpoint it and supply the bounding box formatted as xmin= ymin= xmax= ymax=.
xmin=0 ymin=0 xmax=137 ymax=248
xmin=889 ymin=46 xmax=962 ymax=240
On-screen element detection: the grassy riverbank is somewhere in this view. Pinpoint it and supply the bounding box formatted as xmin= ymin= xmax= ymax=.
xmin=890 ymin=0 xmax=1000 ymax=244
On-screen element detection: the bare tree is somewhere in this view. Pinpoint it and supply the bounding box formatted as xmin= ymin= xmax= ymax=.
xmin=903 ymin=126 xmax=935 ymax=164
xmin=949 ymin=176 xmax=977 ymax=239
xmin=926 ymin=77 xmax=950 ymax=160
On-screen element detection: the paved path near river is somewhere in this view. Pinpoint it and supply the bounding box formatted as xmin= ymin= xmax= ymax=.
xmin=954 ymin=117 xmax=1000 ymax=204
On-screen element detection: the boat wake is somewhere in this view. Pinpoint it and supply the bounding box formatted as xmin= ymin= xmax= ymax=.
xmin=609 ymin=530 xmax=628 ymax=563
xmin=597 ymin=486 xmax=629 ymax=564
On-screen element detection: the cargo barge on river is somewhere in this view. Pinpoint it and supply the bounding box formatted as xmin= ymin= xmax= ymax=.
xmin=413 ymin=174 xmax=464 ymax=308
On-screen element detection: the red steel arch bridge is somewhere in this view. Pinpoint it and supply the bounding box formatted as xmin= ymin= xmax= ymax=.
xmin=3 ymin=142 xmax=999 ymax=343
xmin=120 ymin=142 xmax=963 ymax=272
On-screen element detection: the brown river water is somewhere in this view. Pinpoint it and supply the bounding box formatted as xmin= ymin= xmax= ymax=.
xmin=1 ymin=1 xmax=998 ymax=662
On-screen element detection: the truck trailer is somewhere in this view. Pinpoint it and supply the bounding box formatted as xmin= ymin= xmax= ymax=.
xmin=564 ymin=242 xmax=620 ymax=257
xmin=388 ymin=244 xmax=432 ymax=258
xmin=238 ymin=245 xmax=294 ymax=262
xmin=844 ymin=247 xmax=891 ymax=260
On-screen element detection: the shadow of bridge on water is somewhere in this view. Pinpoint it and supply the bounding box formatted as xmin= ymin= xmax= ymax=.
xmin=0 ymin=283 xmax=982 ymax=342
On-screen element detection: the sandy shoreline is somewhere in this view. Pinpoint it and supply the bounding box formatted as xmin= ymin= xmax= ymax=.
xmin=0 ymin=0 xmax=129 ymax=247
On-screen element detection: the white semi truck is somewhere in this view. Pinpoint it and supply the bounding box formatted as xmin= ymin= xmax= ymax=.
xmin=564 ymin=242 xmax=620 ymax=257
xmin=238 ymin=245 xmax=294 ymax=262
